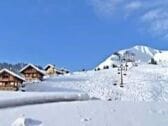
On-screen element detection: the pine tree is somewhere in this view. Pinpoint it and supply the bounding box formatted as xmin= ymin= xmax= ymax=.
xmin=150 ymin=58 xmax=157 ymax=65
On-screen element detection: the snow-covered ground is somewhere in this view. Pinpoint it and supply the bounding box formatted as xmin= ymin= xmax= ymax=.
xmin=24 ymin=64 xmax=168 ymax=101
xmin=1 ymin=101 xmax=168 ymax=126
xmin=24 ymin=68 xmax=119 ymax=100
xmin=0 ymin=63 xmax=168 ymax=125
xmin=154 ymin=51 xmax=168 ymax=65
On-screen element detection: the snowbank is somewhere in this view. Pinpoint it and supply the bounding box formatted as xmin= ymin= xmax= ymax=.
xmin=0 ymin=92 xmax=89 ymax=108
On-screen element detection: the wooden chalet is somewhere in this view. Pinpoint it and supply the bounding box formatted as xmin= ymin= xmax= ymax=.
xmin=0 ymin=68 xmax=25 ymax=90
xmin=44 ymin=64 xmax=63 ymax=75
xmin=20 ymin=64 xmax=46 ymax=81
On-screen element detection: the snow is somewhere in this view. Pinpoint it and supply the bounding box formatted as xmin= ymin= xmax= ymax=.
xmin=44 ymin=64 xmax=55 ymax=70
xmin=24 ymin=69 xmax=120 ymax=100
xmin=0 ymin=68 xmax=25 ymax=81
xmin=0 ymin=101 xmax=168 ymax=126
xmin=43 ymin=64 xmax=63 ymax=73
xmin=12 ymin=116 xmax=42 ymax=126
xmin=22 ymin=64 xmax=168 ymax=102
xmin=0 ymin=92 xmax=89 ymax=108
xmin=97 ymin=45 xmax=161 ymax=69
xmin=0 ymin=59 xmax=168 ymax=125
xmin=20 ymin=64 xmax=46 ymax=75
xmin=154 ymin=51 xmax=168 ymax=65
xmin=122 ymin=45 xmax=160 ymax=59
xmin=0 ymin=63 xmax=168 ymax=125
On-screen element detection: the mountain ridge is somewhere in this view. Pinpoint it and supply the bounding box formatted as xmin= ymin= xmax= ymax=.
xmin=96 ymin=45 xmax=163 ymax=69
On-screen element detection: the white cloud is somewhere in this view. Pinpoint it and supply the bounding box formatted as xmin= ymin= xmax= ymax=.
xmin=89 ymin=0 xmax=168 ymax=39
xmin=89 ymin=0 xmax=125 ymax=16
xmin=142 ymin=9 xmax=168 ymax=22
xmin=125 ymin=1 xmax=142 ymax=11
xmin=141 ymin=8 xmax=168 ymax=38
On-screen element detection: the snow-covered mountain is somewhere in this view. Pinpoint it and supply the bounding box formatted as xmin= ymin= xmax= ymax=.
xmin=97 ymin=45 xmax=161 ymax=69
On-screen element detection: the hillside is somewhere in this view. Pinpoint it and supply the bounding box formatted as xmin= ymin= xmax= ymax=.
xmin=24 ymin=64 xmax=168 ymax=101
xmin=1 ymin=61 xmax=168 ymax=126
xmin=97 ymin=45 xmax=161 ymax=69
xmin=1 ymin=46 xmax=168 ymax=126
xmin=154 ymin=51 xmax=168 ymax=65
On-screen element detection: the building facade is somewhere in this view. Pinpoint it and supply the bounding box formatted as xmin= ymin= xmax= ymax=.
xmin=44 ymin=64 xmax=64 ymax=76
xmin=0 ymin=69 xmax=25 ymax=90
xmin=20 ymin=64 xmax=46 ymax=81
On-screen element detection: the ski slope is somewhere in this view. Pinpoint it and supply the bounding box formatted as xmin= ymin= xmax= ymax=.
xmin=97 ymin=45 xmax=161 ymax=69
xmin=24 ymin=64 xmax=168 ymax=102
xmin=154 ymin=51 xmax=168 ymax=65
xmin=0 ymin=64 xmax=168 ymax=126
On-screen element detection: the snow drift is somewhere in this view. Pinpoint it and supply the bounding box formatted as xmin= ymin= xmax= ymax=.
xmin=0 ymin=92 xmax=89 ymax=108
xmin=12 ymin=116 xmax=42 ymax=126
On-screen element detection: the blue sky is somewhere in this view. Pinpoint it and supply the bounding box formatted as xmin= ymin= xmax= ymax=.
xmin=0 ymin=0 xmax=168 ymax=70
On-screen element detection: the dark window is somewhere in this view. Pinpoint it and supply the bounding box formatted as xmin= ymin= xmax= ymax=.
xmin=2 ymin=74 xmax=9 ymax=79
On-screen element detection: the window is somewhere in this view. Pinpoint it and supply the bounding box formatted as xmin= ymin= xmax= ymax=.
xmin=2 ymin=74 xmax=9 ymax=79
xmin=10 ymin=82 xmax=15 ymax=86
xmin=33 ymin=74 xmax=37 ymax=78
xmin=5 ymin=82 xmax=8 ymax=85
xmin=26 ymin=74 xmax=29 ymax=77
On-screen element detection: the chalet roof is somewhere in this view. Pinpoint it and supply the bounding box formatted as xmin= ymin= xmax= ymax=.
xmin=44 ymin=64 xmax=55 ymax=70
xmin=0 ymin=68 xmax=25 ymax=81
xmin=44 ymin=64 xmax=64 ymax=72
xmin=20 ymin=64 xmax=46 ymax=75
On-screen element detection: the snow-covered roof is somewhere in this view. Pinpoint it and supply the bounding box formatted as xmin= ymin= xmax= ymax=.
xmin=20 ymin=64 xmax=46 ymax=75
xmin=0 ymin=68 xmax=25 ymax=81
xmin=44 ymin=64 xmax=55 ymax=70
xmin=44 ymin=64 xmax=66 ymax=73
